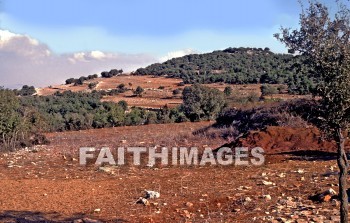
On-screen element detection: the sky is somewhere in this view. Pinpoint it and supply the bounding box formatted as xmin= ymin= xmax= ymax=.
xmin=0 ymin=0 xmax=330 ymax=88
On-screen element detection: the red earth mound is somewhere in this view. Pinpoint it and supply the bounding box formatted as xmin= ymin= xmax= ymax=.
xmin=231 ymin=126 xmax=349 ymax=154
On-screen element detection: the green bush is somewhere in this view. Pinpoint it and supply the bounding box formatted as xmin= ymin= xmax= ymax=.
xmin=181 ymin=84 xmax=226 ymax=121
xmin=261 ymin=84 xmax=278 ymax=96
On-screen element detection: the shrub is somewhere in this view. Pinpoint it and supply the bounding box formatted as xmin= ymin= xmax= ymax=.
xmin=224 ymin=86 xmax=233 ymax=96
xmin=134 ymin=86 xmax=144 ymax=96
xmin=88 ymin=82 xmax=98 ymax=90
xmin=172 ymin=88 xmax=181 ymax=95
xmin=117 ymin=100 xmax=128 ymax=111
xmin=261 ymin=84 xmax=279 ymax=96
xmin=181 ymin=84 xmax=226 ymax=121
xmin=18 ymin=85 xmax=36 ymax=96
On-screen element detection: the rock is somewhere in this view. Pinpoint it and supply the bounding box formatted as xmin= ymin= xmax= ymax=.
xmin=98 ymin=166 xmax=118 ymax=174
xmin=310 ymin=188 xmax=337 ymax=202
xmin=145 ymin=190 xmax=160 ymax=199
xmin=137 ymin=197 xmax=150 ymax=206
xmin=182 ymin=210 xmax=191 ymax=218
xmin=185 ymin=202 xmax=194 ymax=208
xmin=261 ymin=180 xmax=275 ymax=186
xmin=93 ymin=208 xmax=101 ymax=213
xmin=263 ymin=194 xmax=272 ymax=200
xmin=278 ymin=173 xmax=286 ymax=178
xmin=297 ymin=169 xmax=304 ymax=174
xmin=243 ymin=197 xmax=252 ymax=205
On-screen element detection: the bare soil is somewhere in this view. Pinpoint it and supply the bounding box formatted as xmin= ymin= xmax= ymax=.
xmin=0 ymin=122 xmax=345 ymax=222
xmin=36 ymin=75 xmax=310 ymax=109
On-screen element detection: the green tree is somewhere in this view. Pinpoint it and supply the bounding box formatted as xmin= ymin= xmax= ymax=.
xmin=275 ymin=1 xmax=350 ymax=221
xmin=223 ymin=86 xmax=233 ymax=96
xmin=172 ymin=88 xmax=181 ymax=95
xmin=260 ymin=84 xmax=278 ymax=96
xmin=181 ymin=84 xmax=226 ymax=121
xmin=88 ymin=82 xmax=97 ymax=90
xmin=0 ymin=89 xmax=31 ymax=151
xmin=18 ymin=85 xmax=36 ymax=96
xmin=134 ymin=86 xmax=144 ymax=97
xmin=117 ymin=100 xmax=128 ymax=111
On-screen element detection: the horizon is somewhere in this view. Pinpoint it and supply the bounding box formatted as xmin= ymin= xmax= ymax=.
xmin=0 ymin=0 xmax=337 ymax=88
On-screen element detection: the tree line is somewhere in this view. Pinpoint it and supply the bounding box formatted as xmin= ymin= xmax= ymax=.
xmin=134 ymin=47 xmax=314 ymax=95
xmin=0 ymin=84 xmax=227 ymax=151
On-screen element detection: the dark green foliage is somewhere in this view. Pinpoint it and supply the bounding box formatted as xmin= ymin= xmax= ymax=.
xmin=88 ymin=82 xmax=98 ymax=90
xmin=134 ymin=47 xmax=314 ymax=95
xmin=19 ymin=91 xmax=188 ymax=132
xmin=117 ymin=83 xmax=127 ymax=93
xmin=224 ymin=86 xmax=233 ymax=96
xmin=101 ymin=69 xmax=123 ymax=78
xmin=65 ymin=78 xmax=76 ymax=85
xmin=124 ymin=108 xmax=145 ymax=125
xmin=261 ymin=84 xmax=278 ymax=96
xmin=133 ymin=86 xmax=144 ymax=96
xmin=16 ymin=85 xmax=36 ymax=96
xmin=145 ymin=111 xmax=158 ymax=124
xmin=172 ymin=88 xmax=181 ymax=95
xmin=181 ymin=84 xmax=226 ymax=121
xmin=117 ymin=100 xmax=128 ymax=111
xmin=20 ymin=91 xmax=126 ymax=131
xmin=0 ymin=89 xmax=46 ymax=151
xmin=65 ymin=74 xmax=99 ymax=85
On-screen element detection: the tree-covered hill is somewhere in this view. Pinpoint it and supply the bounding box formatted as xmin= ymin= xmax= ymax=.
xmin=134 ymin=47 xmax=313 ymax=94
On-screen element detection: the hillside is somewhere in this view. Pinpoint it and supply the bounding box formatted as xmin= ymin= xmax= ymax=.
xmin=134 ymin=47 xmax=314 ymax=95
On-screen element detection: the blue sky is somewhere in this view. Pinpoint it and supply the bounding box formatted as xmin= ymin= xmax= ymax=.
xmin=0 ymin=0 xmax=336 ymax=87
xmin=0 ymin=0 xmax=303 ymax=55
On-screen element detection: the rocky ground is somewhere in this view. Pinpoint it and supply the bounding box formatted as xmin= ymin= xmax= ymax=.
xmin=0 ymin=122 xmax=346 ymax=223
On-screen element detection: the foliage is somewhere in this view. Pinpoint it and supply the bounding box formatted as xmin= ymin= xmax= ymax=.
xmin=101 ymin=69 xmax=123 ymax=78
xmin=134 ymin=47 xmax=314 ymax=94
xmin=19 ymin=91 xmax=187 ymax=132
xmin=0 ymin=89 xmax=46 ymax=151
xmin=117 ymin=100 xmax=128 ymax=111
xmin=260 ymin=84 xmax=278 ymax=96
xmin=181 ymin=84 xmax=226 ymax=121
xmin=275 ymin=1 xmax=350 ymax=221
xmin=133 ymin=86 xmax=144 ymax=96
xmin=65 ymin=74 xmax=98 ymax=85
xmin=88 ymin=82 xmax=98 ymax=90
xmin=223 ymin=86 xmax=233 ymax=96
xmin=15 ymin=85 xmax=36 ymax=96
xmin=20 ymin=91 xmax=126 ymax=131
xmin=215 ymin=99 xmax=318 ymax=138
xmin=172 ymin=88 xmax=181 ymax=95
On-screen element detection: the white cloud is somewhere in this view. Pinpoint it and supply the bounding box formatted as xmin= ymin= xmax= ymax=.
xmin=0 ymin=30 xmax=157 ymax=88
xmin=159 ymin=48 xmax=198 ymax=62
xmin=90 ymin=50 xmax=107 ymax=60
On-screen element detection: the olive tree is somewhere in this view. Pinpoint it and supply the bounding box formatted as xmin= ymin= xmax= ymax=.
xmin=275 ymin=1 xmax=350 ymax=221
xmin=181 ymin=84 xmax=226 ymax=121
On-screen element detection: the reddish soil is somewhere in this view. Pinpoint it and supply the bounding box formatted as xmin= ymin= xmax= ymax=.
xmin=36 ymin=75 xmax=309 ymax=109
xmin=0 ymin=122 xmax=346 ymax=222
xmin=231 ymin=126 xmax=350 ymax=154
